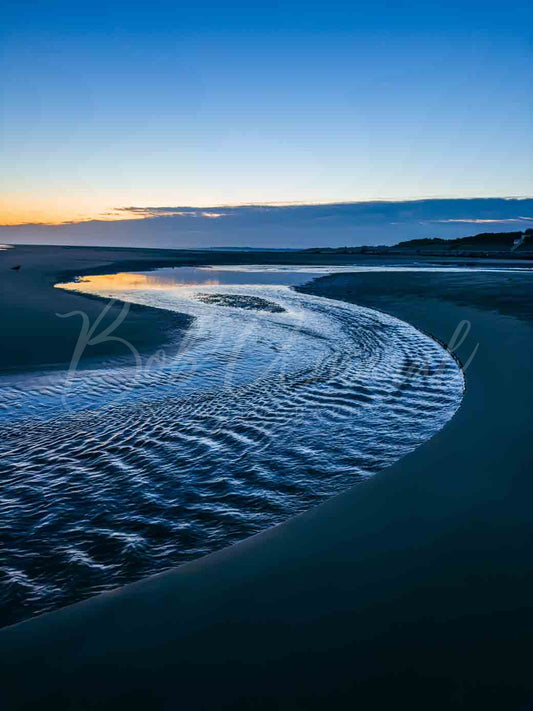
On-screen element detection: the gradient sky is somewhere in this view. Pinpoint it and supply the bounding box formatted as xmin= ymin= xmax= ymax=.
xmin=1 ymin=0 xmax=532 ymax=226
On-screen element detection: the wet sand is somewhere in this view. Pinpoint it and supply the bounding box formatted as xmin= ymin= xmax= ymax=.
xmin=0 ymin=245 xmax=201 ymax=372
xmin=0 ymin=247 xmax=532 ymax=709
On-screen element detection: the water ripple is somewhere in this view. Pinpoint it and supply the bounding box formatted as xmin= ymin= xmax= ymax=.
xmin=0 ymin=274 xmax=464 ymax=626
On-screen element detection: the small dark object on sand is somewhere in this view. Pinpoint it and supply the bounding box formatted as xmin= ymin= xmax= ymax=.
xmin=10 ymin=264 xmax=21 ymax=271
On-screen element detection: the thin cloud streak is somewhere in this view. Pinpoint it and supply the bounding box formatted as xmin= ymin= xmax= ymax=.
xmin=2 ymin=199 xmax=533 ymax=249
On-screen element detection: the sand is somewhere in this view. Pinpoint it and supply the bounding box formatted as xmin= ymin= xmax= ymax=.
xmin=0 ymin=246 xmax=532 ymax=709
xmin=0 ymin=244 xmax=202 ymax=372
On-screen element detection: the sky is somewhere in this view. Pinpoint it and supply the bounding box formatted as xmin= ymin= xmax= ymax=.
xmin=3 ymin=199 xmax=533 ymax=248
xmin=1 ymin=0 xmax=532 ymax=241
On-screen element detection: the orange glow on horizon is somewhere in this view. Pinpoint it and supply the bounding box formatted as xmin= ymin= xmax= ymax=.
xmin=0 ymin=195 xmax=146 ymax=226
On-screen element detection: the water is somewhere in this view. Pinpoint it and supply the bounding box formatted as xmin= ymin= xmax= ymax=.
xmin=0 ymin=266 xmax=464 ymax=626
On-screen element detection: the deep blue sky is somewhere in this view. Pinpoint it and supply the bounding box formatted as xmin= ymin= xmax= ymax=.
xmin=1 ymin=1 xmax=531 ymax=228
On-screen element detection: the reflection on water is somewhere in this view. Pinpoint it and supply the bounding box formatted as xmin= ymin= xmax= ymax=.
xmin=62 ymin=262 xmax=533 ymax=298
xmin=65 ymin=266 xmax=326 ymax=292
xmin=0 ymin=265 xmax=465 ymax=627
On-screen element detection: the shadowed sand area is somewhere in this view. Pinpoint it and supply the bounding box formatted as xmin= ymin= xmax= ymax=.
xmin=0 ymin=245 xmax=202 ymax=373
xmin=0 ymin=246 xmax=532 ymax=709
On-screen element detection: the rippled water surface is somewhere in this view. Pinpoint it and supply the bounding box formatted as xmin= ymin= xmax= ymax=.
xmin=0 ymin=266 xmax=464 ymax=626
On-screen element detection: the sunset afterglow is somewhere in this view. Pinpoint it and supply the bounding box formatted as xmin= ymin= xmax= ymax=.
xmin=1 ymin=1 xmax=531 ymax=229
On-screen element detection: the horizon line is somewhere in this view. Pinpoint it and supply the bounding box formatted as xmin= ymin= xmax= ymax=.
xmin=1 ymin=195 xmax=532 ymax=228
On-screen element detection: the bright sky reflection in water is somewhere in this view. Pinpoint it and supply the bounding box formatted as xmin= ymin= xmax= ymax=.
xmin=65 ymin=266 xmax=324 ymax=293
xmin=63 ymin=262 xmax=533 ymax=297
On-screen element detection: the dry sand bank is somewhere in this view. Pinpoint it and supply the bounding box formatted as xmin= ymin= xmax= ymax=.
xmin=0 ymin=249 xmax=532 ymax=709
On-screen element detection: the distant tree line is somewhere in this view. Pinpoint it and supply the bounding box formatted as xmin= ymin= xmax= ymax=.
xmin=397 ymin=229 xmax=533 ymax=249
xmin=303 ymin=229 xmax=533 ymax=254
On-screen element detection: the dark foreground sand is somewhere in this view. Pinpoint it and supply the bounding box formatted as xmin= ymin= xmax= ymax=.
xmin=0 ymin=245 xmax=203 ymax=372
xmin=0 ymin=246 xmax=532 ymax=710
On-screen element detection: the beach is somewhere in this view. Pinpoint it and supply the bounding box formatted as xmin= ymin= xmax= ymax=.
xmin=0 ymin=245 xmax=532 ymax=709
xmin=0 ymin=245 xmax=201 ymax=373
xmin=2 ymin=244 xmax=529 ymax=373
